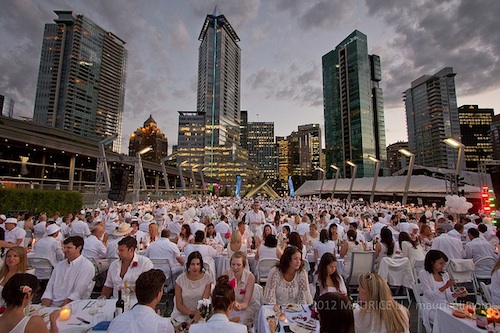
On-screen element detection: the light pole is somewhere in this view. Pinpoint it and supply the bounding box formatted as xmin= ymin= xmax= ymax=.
xmin=178 ymin=160 xmax=188 ymax=194
xmin=444 ymin=138 xmax=465 ymax=195
xmin=399 ymin=148 xmax=415 ymax=205
xmin=330 ymin=164 xmax=340 ymax=199
xmin=134 ymin=146 xmax=152 ymax=204
xmin=315 ymin=167 xmax=326 ymax=198
xmin=368 ymin=156 xmax=380 ymax=204
xmin=346 ymin=161 xmax=357 ymax=202
xmin=160 ymin=154 xmax=174 ymax=191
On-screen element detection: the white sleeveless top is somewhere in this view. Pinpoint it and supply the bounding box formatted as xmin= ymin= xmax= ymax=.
xmin=10 ymin=316 xmax=31 ymax=333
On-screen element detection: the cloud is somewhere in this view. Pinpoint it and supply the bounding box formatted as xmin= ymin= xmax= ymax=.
xmin=365 ymin=0 xmax=500 ymax=107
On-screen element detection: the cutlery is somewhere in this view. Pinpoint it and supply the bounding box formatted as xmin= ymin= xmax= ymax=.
xmin=82 ymin=300 xmax=92 ymax=310
xmin=77 ymin=317 xmax=91 ymax=324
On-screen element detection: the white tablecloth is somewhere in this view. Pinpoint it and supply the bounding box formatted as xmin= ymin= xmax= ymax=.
xmin=256 ymin=305 xmax=319 ymax=333
xmin=432 ymin=307 xmax=483 ymax=333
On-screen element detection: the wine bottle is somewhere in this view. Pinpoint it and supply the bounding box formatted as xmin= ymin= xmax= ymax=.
xmin=114 ymin=290 xmax=124 ymax=317
xmin=476 ymin=304 xmax=488 ymax=329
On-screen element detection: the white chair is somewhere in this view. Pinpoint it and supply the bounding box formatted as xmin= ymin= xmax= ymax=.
xmin=413 ymin=259 xmax=425 ymax=282
xmin=448 ymin=258 xmax=480 ymax=302
xmin=257 ymin=258 xmax=279 ymax=284
xmin=412 ymin=282 xmax=432 ymax=333
xmin=377 ymin=257 xmax=414 ymax=306
xmin=475 ymin=256 xmax=496 ymax=281
xmin=28 ymin=257 xmax=54 ymax=280
xmin=150 ymin=258 xmax=174 ymax=291
xmin=480 ymin=282 xmax=492 ymax=305
xmin=345 ymin=251 xmax=375 ymax=295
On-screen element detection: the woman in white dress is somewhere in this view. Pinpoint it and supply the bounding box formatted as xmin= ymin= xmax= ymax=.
xmin=263 ymin=246 xmax=313 ymax=305
xmin=0 ymin=247 xmax=33 ymax=308
xmin=354 ymin=272 xmax=410 ymax=333
xmin=339 ymin=230 xmax=365 ymax=278
xmin=313 ymin=253 xmax=347 ymax=296
xmin=398 ymin=231 xmax=425 ymax=268
xmin=313 ymin=229 xmax=336 ymax=263
xmin=222 ymin=252 xmax=258 ymax=327
xmin=177 ymin=224 xmax=194 ymax=250
xmin=228 ymin=230 xmax=247 ymax=259
xmin=375 ymin=227 xmax=399 ymax=269
xmin=0 ymin=273 xmax=60 ymax=333
xmin=184 ymin=231 xmax=218 ymax=281
xmin=303 ymin=224 xmax=320 ymax=251
xmin=255 ymin=234 xmax=279 ymax=261
xmin=171 ymin=251 xmax=212 ymax=327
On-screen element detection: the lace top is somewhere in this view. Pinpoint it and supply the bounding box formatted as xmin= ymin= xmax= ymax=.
xmin=171 ymin=272 xmax=212 ymax=323
xmin=263 ymin=267 xmax=312 ymax=305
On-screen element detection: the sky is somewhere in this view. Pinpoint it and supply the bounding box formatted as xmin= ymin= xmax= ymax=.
xmin=1 ymin=0 xmax=499 ymax=154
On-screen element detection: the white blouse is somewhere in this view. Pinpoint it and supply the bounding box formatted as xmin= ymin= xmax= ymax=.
xmin=263 ymin=267 xmax=313 ymax=305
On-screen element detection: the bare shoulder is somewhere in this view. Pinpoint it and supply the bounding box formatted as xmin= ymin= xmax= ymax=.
xmin=25 ymin=315 xmax=50 ymax=333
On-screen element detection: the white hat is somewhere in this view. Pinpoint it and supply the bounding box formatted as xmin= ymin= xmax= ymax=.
xmin=113 ymin=222 xmax=132 ymax=237
xmin=5 ymin=217 xmax=17 ymax=225
xmin=46 ymin=224 xmax=61 ymax=236
xmin=142 ymin=213 xmax=154 ymax=222
xmin=0 ymin=214 xmax=6 ymax=220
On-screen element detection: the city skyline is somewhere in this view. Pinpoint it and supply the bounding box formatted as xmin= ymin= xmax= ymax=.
xmin=1 ymin=0 xmax=499 ymax=154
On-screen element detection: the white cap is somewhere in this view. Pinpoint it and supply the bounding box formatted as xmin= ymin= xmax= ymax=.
xmin=5 ymin=217 xmax=17 ymax=224
xmin=0 ymin=214 xmax=6 ymax=221
xmin=46 ymin=224 xmax=61 ymax=235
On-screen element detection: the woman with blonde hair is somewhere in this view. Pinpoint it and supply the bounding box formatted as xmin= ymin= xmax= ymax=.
xmin=0 ymin=247 xmax=32 ymax=308
xmin=228 ymin=230 xmax=247 ymax=259
xmin=489 ymin=256 xmax=500 ymax=305
xmin=354 ymin=272 xmax=410 ymax=333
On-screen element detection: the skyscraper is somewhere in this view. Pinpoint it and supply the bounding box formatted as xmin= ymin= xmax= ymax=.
xmin=0 ymin=94 xmax=14 ymax=117
xmin=458 ymin=105 xmax=494 ymax=172
xmin=128 ymin=115 xmax=168 ymax=163
xmin=246 ymin=121 xmax=277 ymax=180
xmin=177 ymin=9 xmax=253 ymax=188
xmin=33 ymin=11 xmax=127 ymax=153
xmin=404 ymin=67 xmax=460 ymax=169
xmin=386 ymin=141 xmax=409 ymax=175
xmin=322 ymin=30 xmax=386 ymax=178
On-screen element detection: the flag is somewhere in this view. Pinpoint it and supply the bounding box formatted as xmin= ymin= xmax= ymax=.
xmin=288 ymin=176 xmax=294 ymax=197
xmin=235 ymin=175 xmax=242 ymax=197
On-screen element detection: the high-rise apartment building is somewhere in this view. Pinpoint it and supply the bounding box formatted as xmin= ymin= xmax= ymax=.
xmin=493 ymin=114 xmax=500 ymax=163
xmin=246 ymin=121 xmax=277 ymax=180
xmin=404 ymin=67 xmax=460 ymax=169
xmin=33 ymin=11 xmax=127 ymax=153
xmin=177 ymin=9 xmax=254 ymax=188
xmin=0 ymin=95 xmax=14 ymax=118
xmin=322 ymin=30 xmax=386 ymax=178
xmin=240 ymin=110 xmax=248 ymax=150
xmin=128 ymin=115 xmax=168 ymax=163
xmin=386 ymin=141 xmax=409 ymax=175
xmin=458 ymin=105 xmax=494 ymax=172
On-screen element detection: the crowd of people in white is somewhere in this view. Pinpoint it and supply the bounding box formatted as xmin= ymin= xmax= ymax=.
xmin=0 ymin=195 xmax=499 ymax=333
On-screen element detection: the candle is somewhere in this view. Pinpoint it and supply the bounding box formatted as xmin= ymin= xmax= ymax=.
xmin=59 ymin=305 xmax=71 ymax=321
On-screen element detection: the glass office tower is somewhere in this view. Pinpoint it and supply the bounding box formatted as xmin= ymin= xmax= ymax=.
xmin=33 ymin=11 xmax=127 ymax=153
xmin=322 ymin=30 xmax=386 ymax=178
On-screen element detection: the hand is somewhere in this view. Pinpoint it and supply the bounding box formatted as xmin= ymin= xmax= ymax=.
xmin=444 ymin=279 xmax=455 ymax=289
xmin=49 ymin=309 xmax=60 ymax=323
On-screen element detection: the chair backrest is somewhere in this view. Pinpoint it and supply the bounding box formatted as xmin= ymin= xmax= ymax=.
xmin=347 ymin=251 xmax=375 ymax=287
xmin=27 ymin=257 xmax=54 ymax=280
xmin=378 ymin=257 xmax=414 ymax=288
xmin=475 ymin=256 xmax=497 ymax=280
xmin=252 ymin=283 xmax=264 ymax=307
xmin=413 ymin=259 xmax=425 ymax=282
xmin=150 ymin=258 xmax=171 ymax=266
xmin=448 ymin=259 xmax=475 ymax=283
xmin=302 ymin=259 xmax=310 ymax=272
xmin=257 ymin=258 xmax=279 ymax=283
xmin=480 ymin=282 xmax=492 ymax=304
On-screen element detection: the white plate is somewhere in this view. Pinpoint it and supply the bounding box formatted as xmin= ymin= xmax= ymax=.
xmin=289 ymin=323 xmax=313 ymax=333
xmin=285 ymin=304 xmax=302 ymax=312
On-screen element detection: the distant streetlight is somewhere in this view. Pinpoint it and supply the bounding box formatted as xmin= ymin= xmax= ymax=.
xmin=399 ymin=148 xmax=415 ymax=205
xmin=444 ymin=138 xmax=465 ymax=194
xmin=346 ymin=161 xmax=357 ymax=202
xmin=160 ymin=154 xmax=174 ymax=190
xmin=133 ymin=146 xmax=152 ymax=204
xmin=315 ymin=167 xmax=326 ymax=198
xmin=368 ymin=155 xmax=380 ymax=204
xmin=330 ymin=164 xmax=340 ymax=199
xmin=178 ymin=160 xmax=188 ymax=193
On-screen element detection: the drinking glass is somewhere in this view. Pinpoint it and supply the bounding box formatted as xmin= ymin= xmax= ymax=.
xmin=96 ymin=295 xmax=107 ymax=313
xmin=88 ymin=304 xmax=98 ymax=325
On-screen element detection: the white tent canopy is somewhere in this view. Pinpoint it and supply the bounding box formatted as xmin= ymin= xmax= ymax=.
xmin=294 ymin=175 xmax=481 ymax=198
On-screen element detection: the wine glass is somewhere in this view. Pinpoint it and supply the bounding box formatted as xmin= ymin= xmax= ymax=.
xmin=96 ymin=295 xmax=107 ymax=313
xmin=88 ymin=304 xmax=98 ymax=325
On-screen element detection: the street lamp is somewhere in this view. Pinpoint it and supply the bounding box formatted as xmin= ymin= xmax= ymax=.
xmin=346 ymin=161 xmax=357 ymax=202
xmin=315 ymin=167 xmax=326 ymax=198
xmin=444 ymin=137 xmax=465 ymax=194
xmin=160 ymin=154 xmax=174 ymax=191
xmin=330 ymin=164 xmax=340 ymax=199
xmin=368 ymin=155 xmax=380 ymax=204
xmin=178 ymin=160 xmax=188 ymax=193
xmin=133 ymin=146 xmax=153 ymax=204
xmin=399 ymin=148 xmax=415 ymax=205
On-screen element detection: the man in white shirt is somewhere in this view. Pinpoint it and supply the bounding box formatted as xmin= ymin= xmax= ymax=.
xmin=33 ymin=214 xmax=48 ymax=238
xmin=145 ymin=229 xmax=185 ymax=284
xmin=3 ymin=218 xmax=26 ymax=247
xmin=41 ymin=236 xmax=95 ymax=306
xmin=447 ymin=223 xmax=464 ymax=241
xmin=83 ymin=224 xmax=109 ymax=274
xmin=129 ymin=220 xmax=147 ymax=244
xmin=108 ymin=269 xmax=173 ymax=333
xmin=465 ymin=228 xmax=497 ymax=263
xmin=237 ymin=221 xmax=252 ymax=246
xmin=370 ymin=216 xmax=386 ymax=240
xmin=190 ymin=216 xmax=206 ymax=234
xmin=102 ymin=236 xmax=154 ymax=299
xmin=463 ymin=218 xmax=478 ymax=234
xmin=296 ymin=215 xmax=310 ymax=236
xmin=214 ymin=215 xmax=231 ymax=245
xmin=431 ymin=228 xmax=465 ymax=259
xmin=70 ymin=213 xmax=91 ymax=237
xmin=245 ymin=202 xmax=266 ymax=235
xmin=33 ymin=224 xmax=64 ymax=267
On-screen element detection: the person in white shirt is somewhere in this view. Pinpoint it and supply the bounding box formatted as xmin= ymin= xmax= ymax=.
xmin=33 ymin=224 xmax=63 ymax=267
xmin=102 ymin=236 xmax=154 ymax=299
xmin=189 ymin=275 xmax=247 ymax=333
xmin=83 ymin=224 xmax=109 ymax=274
xmin=2 ymin=218 xmax=26 ymax=248
xmin=190 ymin=217 xmax=206 ymax=234
xmin=184 ymin=231 xmax=218 ymax=281
xmin=41 ymin=236 xmax=95 ymax=306
xmin=447 ymin=223 xmax=464 ymax=241
xmin=245 ymin=202 xmax=266 ymax=235
xmin=237 ymin=222 xmax=252 ymax=248
xmin=464 ymin=228 xmax=497 ymax=264
xmin=313 ymin=230 xmax=336 ymax=263
xmin=145 ymin=229 xmax=185 ymax=283
xmin=33 ymin=214 xmax=47 ymax=238
xmin=108 ymin=269 xmax=174 ymax=333
xmin=431 ymin=228 xmax=465 ymax=260
xmin=0 ymin=214 xmax=6 ymax=230
xmin=463 ymin=218 xmax=478 ymax=234
xmin=296 ymin=215 xmax=310 ymax=236
xmin=370 ymin=216 xmax=386 ymax=240
xmin=214 ymin=215 xmax=232 ymax=245
xmin=70 ymin=213 xmax=91 ymax=238
xmin=129 ymin=220 xmax=147 ymax=244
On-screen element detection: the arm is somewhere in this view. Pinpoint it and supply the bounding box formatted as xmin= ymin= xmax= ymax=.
xmin=263 ymin=268 xmax=279 ymax=304
xmin=374 ymin=243 xmax=381 ymax=259
xmin=66 ymin=262 xmax=95 ymax=302
xmin=314 ymin=248 xmax=318 ymax=263
xmin=418 ymin=271 xmax=454 ymax=302
xmin=235 ymin=273 xmax=255 ymax=310
xmin=174 ymin=283 xmax=196 ymax=316
xmin=297 ymin=269 xmax=313 ymax=304
xmin=339 ymin=241 xmax=348 ymax=258
xmin=101 ymin=286 xmax=113 ymax=298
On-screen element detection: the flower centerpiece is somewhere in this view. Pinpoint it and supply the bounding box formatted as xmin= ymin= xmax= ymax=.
xmin=197 ymin=298 xmax=212 ymax=322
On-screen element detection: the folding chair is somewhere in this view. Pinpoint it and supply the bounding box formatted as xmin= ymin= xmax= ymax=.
xmin=377 ymin=257 xmax=414 ymax=306
xmin=150 ymin=258 xmax=174 ymax=292
xmin=475 ymin=256 xmax=496 ymax=282
xmin=413 ymin=259 xmax=425 ymax=282
xmin=27 ymin=257 xmax=54 ymax=281
xmin=412 ymin=282 xmax=432 ymax=333
xmin=345 ymin=251 xmax=375 ymax=296
xmin=257 ymin=258 xmax=279 ymax=285
xmin=479 ymin=282 xmax=492 ymax=305
xmin=448 ymin=258 xmax=480 ymax=302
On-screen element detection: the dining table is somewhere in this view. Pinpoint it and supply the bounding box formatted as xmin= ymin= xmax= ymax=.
xmin=432 ymin=306 xmax=484 ymax=333
xmin=256 ymin=304 xmax=319 ymax=333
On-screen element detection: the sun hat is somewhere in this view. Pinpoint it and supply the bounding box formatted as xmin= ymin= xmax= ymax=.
xmin=0 ymin=214 xmax=6 ymax=221
xmin=142 ymin=213 xmax=154 ymax=222
xmin=5 ymin=217 xmax=17 ymax=225
xmin=113 ymin=222 xmax=132 ymax=237
xmin=46 ymin=224 xmax=61 ymax=236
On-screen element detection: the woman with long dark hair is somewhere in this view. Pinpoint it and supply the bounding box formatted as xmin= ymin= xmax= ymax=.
xmin=314 ymin=253 xmax=346 ymax=295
